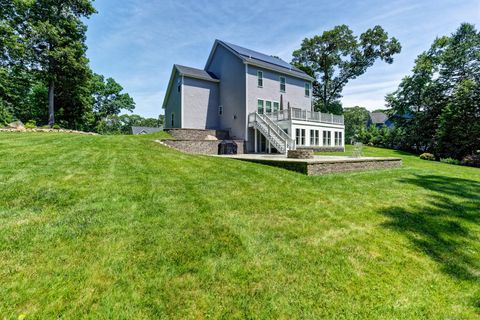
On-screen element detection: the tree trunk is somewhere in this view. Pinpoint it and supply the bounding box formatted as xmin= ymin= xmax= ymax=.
xmin=48 ymin=80 xmax=55 ymax=127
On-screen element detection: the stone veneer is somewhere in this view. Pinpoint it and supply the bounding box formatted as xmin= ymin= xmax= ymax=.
xmin=164 ymin=128 xmax=229 ymax=140
xmin=307 ymin=158 xmax=402 ymax=175
xmin=163 ymin=140 xmax=245 ymax=155
xmin=287 ymin=149 xmax=314 ymax=159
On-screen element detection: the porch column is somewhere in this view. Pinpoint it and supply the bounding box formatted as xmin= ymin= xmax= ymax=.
xmin=254 ymin=128 xmax=257 ymax=153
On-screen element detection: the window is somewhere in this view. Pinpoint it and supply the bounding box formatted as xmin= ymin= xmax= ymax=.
xmin=305 ymin=82 xmax=311 ymax=97
xmin=323 ymin=131 xmax=331 ymax=146
xmin=257 ymin=71 xmax=263 ymax=87
xmin=283 ymin=128 xmax=288 ymax=134
xmin=218 ymin=105 xmax=223 ymax=115
xmin=265 ymin=101 xmax=272 ymax=113
xmin=273 ymin=102 xmax=279 ymax=112
xmin=310 ymin=130 xmax=319 ymax=146
xmin=257 ymin=99 xmax=264 ymax=114
xmin=177 ymin=79 xmax=181 ymax=93
xmin=296 ymin=128 xmax=305 ymax=145
xmin=315 ymin=130 xmax=319 ymax=146
xmin=280 ymin=76 xmax=286 ymax=92
xmin=335 ymin=132 xmax=343 ymax=146
xmin=170 ymin=113 xmax=175 ymax=127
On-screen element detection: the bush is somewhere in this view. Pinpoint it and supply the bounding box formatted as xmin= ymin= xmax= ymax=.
xmin=461 ymin=155 xmax=480 ymax=168
xmin=53 ymin=124 xmax=61 ymax=129
xmin=440 ymin=157 xmax=461 ymax=165
xmin=0 ymin=103 xmax=13 ymax=126
xmin=25 ymin=120 xmax=37 ymax=129
xmin=419 ymin=153 xmax=435 ymax=161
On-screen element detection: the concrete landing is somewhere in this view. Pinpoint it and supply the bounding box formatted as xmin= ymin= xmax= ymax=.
xmin=217 ymin=154 xmax=402 ymax=175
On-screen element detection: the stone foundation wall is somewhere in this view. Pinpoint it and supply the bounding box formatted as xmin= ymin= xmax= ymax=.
xmin=164 ymin=128 xmax=229 ymax=140
xmin=288 ymin=149 xmax=314 ymax=159
xmin=307 ymin=159 xmax=402 ymax=175
xmin=163 ymin=140 xmax=244 ymax=155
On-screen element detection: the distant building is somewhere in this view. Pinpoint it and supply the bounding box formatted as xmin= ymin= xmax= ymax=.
xmin=367 ymin=112 xmax=394 ymax=129
xmin=131 ymin=126 xmax=163 ymax=135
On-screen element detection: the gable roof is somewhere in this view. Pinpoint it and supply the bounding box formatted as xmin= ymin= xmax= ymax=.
xmin=369 ymin=112 xmax=389 ymax=124
xmin=205 ymin=40 xmax=314 ymax=81
xmin=132 ymin=126 xmax=163 ymax=135
xmin=174 ymin=64 xmax=219 ymax=82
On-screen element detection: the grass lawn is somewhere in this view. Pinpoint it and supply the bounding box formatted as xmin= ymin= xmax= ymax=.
xmin=0 ymin=133 xmax=479 ymax=319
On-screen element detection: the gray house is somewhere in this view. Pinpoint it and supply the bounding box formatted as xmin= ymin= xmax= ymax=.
xmin=163 ymin=40 xmax=345 ymax=153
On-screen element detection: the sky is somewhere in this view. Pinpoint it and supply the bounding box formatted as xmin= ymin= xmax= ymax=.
xmin=85 ymin=0 xmax=480 ymax=118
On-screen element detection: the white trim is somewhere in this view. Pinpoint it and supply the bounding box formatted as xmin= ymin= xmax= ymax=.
xmin=180 ymin=75 xmax=184 ymax=127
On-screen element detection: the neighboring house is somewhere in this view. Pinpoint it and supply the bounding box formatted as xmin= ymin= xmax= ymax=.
xmin=367 ymin=112 xmax=394 ymax=129
xmin=162 ymin=39 xmax=345 ymax=153
xmin=132 ymin=126 xmax=163 ymax=135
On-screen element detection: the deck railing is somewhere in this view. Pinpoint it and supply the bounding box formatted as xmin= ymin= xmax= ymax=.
xmin=262 ymin=107 xmax=344 ymax=125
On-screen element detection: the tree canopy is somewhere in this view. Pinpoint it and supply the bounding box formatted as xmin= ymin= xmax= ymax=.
xmin=0 ymin=0 xmax=156 ymax=133
xmin=386 ymin=23 xmax=479 ymax=159
xmin=292 ymin=25 xmax=401 ymax=114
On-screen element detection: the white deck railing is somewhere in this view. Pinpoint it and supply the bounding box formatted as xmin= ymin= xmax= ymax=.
xmin=262 ymin=107 xmax=344 ymax=125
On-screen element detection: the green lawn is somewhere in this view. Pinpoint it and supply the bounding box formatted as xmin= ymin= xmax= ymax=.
xmin=1 ymin=133 xmax=479 ymax=319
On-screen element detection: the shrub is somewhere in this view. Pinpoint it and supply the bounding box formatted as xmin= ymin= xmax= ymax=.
xmin=25 ymin=120 xmax=37 ymax=129
xmin=419 ymin=153 xmax=435 ymax=161
xmin=53 ymin=124 xmax=61 ymax=129
xmin=0 ymin=103 xmax=13 ymax=126
xmin=461 ymin=155 xmax=480 ymax=168
xmin=440 ymin=157 xmax=461 ymax=165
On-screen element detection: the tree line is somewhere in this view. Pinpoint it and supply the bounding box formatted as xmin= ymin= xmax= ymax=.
xmin=293 ymin=23 xmax=479 ymax=161
xmin=0 ymin=0 xmax=160 ymax=133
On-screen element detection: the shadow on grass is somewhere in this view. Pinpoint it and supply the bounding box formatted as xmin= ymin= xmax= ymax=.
xmin=380 ymin=174 xmax=480 ymax=281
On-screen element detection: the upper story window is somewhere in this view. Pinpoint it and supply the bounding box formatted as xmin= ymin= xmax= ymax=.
xmin=218 ymin=105 xmax=223 ymax=115
xmin=305 ymin=82 xmax=311 ymax=97
xmin=280 ymin=76 xmax=286 ymax=92
xmin=257 ymin=71 xmax=263 ymax=87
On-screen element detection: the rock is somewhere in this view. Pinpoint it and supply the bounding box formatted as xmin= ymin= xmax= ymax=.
xmin=205 ymin=134 xmax=218 ymax=141
xmin=7 ymin=120 xmax=24 ymax=130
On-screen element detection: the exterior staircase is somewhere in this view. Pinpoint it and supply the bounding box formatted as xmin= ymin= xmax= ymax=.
xmin=249 ymin=112 xmax=296 ymax=154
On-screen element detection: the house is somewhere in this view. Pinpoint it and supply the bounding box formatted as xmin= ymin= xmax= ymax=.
xmin=367 ymin=112 xmax=394 ymax=129
xmin=162 ymin=40 xmax=345 ymax=153
xmin=131 ymin=126 xmax=163 ymax=135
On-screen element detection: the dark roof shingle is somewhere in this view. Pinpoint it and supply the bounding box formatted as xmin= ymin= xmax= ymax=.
xmin=174 ymin=64 xmax=219 ymax=82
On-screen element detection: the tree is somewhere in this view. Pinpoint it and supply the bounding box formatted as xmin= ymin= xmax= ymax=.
xmin=17 ymin=0 xmax=96 ymax=127
xmin=292 ymin=25 xmax=401 ymax=114
xmin=387 ymin=23 xmax=479 ymax=158
xmin=343 ymin=106 xmax=369 ymax=143
xmin=91 ymin=74 xmax=135 ymax=119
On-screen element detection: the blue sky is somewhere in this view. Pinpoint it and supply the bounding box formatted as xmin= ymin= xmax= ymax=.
xmin=85 ymin=0 xmax=479 ymax=118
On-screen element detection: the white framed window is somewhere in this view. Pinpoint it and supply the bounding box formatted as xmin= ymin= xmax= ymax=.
xmin=310 ymin=130 xmax=319 ymax=146
xmin=296 ymin=128 xmax=305 ymax=145
xmin=305 ymin=82 xmax=311 ymax=97
xmin=265 ymin=101 xmax=272 ymax=113
xmin=218 ymin=105 xmax=223 ymax=115
xmin=273 ymin=102 xmax=279 ymax=112
xmin=170 ymin=113 xmax=175 ymax=127
xmin=280 ymin=76 xmax=286 ymax=92
xmin=323 ymin=130 xmax=331 ymax=146
xmin=335 ymin=132 xmax=343 ymax=146
xmin=257 ymin=71 xmax=263 ymax=87
xmin=257 ymin=99 xmax=264 ymax=114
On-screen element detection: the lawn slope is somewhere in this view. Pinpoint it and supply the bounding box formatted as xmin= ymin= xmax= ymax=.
xmin=0 ymin=133 xmax=479 ymax=319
